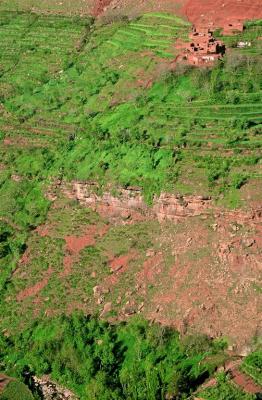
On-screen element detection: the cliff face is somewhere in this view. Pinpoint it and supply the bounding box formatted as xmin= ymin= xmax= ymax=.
xmin=64 ymin=181 xmax=213 ymax=223
xmin=62 ymin=181 xmax=261 ymax=226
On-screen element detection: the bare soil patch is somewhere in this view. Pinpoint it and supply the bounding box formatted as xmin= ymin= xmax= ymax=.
xmin=103 ymin=250 xmax=138 ymax=287
xmin=183 ymin=0 xmax=262 ymax=29
xmin=0 ymin=374 xmax=11 ymax=394
xmin=96 ymin=0 xmax=262 ymax=33
xmin=16 ymin=266 xmax=53 ymax=301
xmin=230 ymin=368 xmax=262 ymax=394
xmin=61 ymin=225 xmax=108 ymax=277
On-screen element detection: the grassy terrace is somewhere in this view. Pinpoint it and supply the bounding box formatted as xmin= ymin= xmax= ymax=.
xmin=0 ymin=11 xmax=261 ymax=208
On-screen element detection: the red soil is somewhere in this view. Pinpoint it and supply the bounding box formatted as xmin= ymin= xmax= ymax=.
xmin=183 ymin=0 xmax=262 ymax=29
xmin=65 ymin=226 xmax=98 ymax=253
xmin=62 ymin=255 xmax=74 ymax=277
xmin=0 ymin=374 xmax=11 ymax=394
xmin=61 ymin=225 xmax=108 ymax=277
xmin=3 ymin=138 xmax=12 ymax=145
xmin=110 ymin=253 xmax=135 ymax=272
xmin=140 ymin=252 xmax=164 ymax=282
xmin=16 ymin=266 xmax=53 ymax=301
xmin=93 ymin=0 xmax=262 ymax=37
xmin=19 ymin=250 xmax=30 ymax=265
xmin=104 ymin=250 xmax=138 ymax=286
xmin=197 ymin=360 xmax=262 ymax=395
xmin=36 ymin=225 xmax=50 ymax=237
xmin=91 ymin=0 xmax=113 ymax=16
xmin=230 ymin=367 xmax=262 ymax=394
xmin=60 ymin=181 xmax=262 ymax=345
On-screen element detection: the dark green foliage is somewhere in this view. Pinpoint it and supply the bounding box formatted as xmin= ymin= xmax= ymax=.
xmin=0 ymin=380 xmax=34 ymax=400
xmin=0 ymin=314 xmax=225 ymax=400
xmin=0 ymin=220 xmax=26 ymax=292
xmin=241 ymin=350 xmax=262 ymax=385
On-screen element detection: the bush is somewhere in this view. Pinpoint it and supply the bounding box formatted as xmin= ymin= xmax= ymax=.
xmin=0 ymin=380 xmax=34 ymax=400
xmin=0 ymin=314 xmax=226 ymax=400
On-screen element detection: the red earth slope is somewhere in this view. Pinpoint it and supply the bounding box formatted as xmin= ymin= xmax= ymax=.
xmin=93 ymin=0 xmax=262 ymax=30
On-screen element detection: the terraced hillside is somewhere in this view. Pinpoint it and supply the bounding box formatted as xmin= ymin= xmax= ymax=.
xmin=1 ymin=13 xmax=261 ymax=200
xmin=0 ymin=8 xmax=262 ymax=400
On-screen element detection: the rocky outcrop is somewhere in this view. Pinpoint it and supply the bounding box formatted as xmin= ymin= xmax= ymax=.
xmin=32 ymin=376 xmax=78 ymax=400
xmin=63 ymin=181 xmax=212 ymax=223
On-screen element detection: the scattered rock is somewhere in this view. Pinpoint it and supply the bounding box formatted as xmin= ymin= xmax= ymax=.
xmin=32 ymin=376 xmax=78 ymax=400
xmin=231 ymin=224 xmax=240 ymax=232
xmin=211 ymin=223 xmax=218 ymax=231
xmin=113 ymin=264 xmax=123 ymax=272
xmin=11 ymin=174 xmax=22 ymax=182
xmin=146 ymin=249 xmax=155 ymax=257
xmin=123 ymin=306 xmax=136 ymax=316
xmin=100 ymin=302 xmax=112 ymax=317
xmin=186 ymin=237 xmax=192 ymax=246
xmin=93 ymin=285 xmax=103 ymax=297
xmin=242 ymin=238 xmax=255 ymax=248
xmin=227 ymin=344 xmax=236 ymax=352
xmin=237 ymin=344 xmax=252 ymax=357
xmin=97 ymin=296 xmax=104 ymax=305
xmin=155 ymin=304 xmax=163 ymax=313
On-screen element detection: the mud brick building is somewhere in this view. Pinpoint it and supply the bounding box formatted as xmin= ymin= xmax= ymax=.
xmin=185 ymin=26 xmax=225 ymax=66
xmin=223 ymin=19 xmax=244 ymax=35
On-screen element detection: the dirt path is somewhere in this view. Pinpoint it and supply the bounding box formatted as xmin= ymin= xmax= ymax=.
xmin=0 ymin=374 xmax=11 ymax=394
xmin=16 ymin=267 xmax=53 ymax=301
xmin=230 ymin=366 xmax=262 ymax=394
xmin=197 ymin=359 xmax=262 ymax=396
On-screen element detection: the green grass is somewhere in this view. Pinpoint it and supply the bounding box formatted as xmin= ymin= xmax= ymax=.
xmin=241 ymin=350 xmax=262 ymax=386
xmin=0 ymin=313 xmax=227 ymax=400
xmin=1 ymin=12 xmax=261 ymax=205
xmin=198 ymin=373 xmax=256 ymax=400
xmin=0 ymin=380 xmax=34 ymax=400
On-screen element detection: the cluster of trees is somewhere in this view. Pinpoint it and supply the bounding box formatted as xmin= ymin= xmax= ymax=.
xmin=0 ymin=314 xmax=226 ymax=400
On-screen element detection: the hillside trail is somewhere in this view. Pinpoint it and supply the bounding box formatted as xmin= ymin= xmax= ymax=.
xmin=195 ymin=359 xmax=262 ymax=397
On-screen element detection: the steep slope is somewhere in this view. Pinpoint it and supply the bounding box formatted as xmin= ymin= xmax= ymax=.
xmin=0 ymin=3 xmax=261 ymax=399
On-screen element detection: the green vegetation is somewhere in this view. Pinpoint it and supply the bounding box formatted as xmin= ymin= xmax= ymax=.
xmin=0 ymin=9 xmax=261 ymax=399
xmin=0 ymin=380 xmax=34 ymax=400
xmin=241 ymin=350 xmax=262 ymax=386
xmin=199 ymin=373 xmax=256 ymax=400
xmin=0 ymin=313 xmax=227 ymax=400
xmin=0 ymin=11 xmax=261 ymax=203
xmin=0 ymin=220 xmax=26 ymax=293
